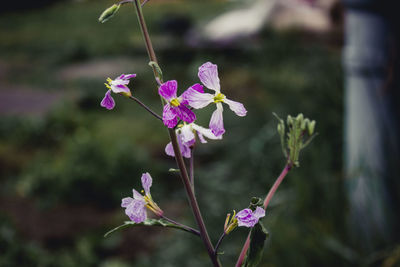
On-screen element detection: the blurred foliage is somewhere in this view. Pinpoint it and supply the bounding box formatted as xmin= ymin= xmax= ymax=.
xmin=1 ymin=0 xmax=398 ymax=267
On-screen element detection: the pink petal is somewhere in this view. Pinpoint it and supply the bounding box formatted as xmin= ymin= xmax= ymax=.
xmin=192 ymin=124 xmax=222 ymax=141
xmin=132 ymin=189 xmax=144 ymax=201
xmin=100 ymin=91 xmax=115 ymax=110
xmin=159 ymin=80 xmax=178 ymax=101
xmin=164 ymin=137 xmax=191 ymax=158
xmin=111 ymin=83 xmax=131 ymax=94
xmin=121 ymin=197 xmax=134 ymax=208
xmin=180 ymin=83 xmax=204 ymax=105
xmin=253 ymin=207 xmax=265 ymax=219
xmin=141 ymin=172 xmax=152 ymax=195
xmin=162 ymin=104 xmax=178 ymax=128
xmin=198 ymin=62 xmax=220 ymax=91
xmin=209 ymin=104 xmax=225 ymax=137
xmin=180 ymin=124 xmax=196 ymax=146
xmin=183 ymin=88 xmax=214 ymax=109
xmin=175 ymin=105 xmax=196 ymax=124
xmin=224 ymin=98 xmax=247 ymax=117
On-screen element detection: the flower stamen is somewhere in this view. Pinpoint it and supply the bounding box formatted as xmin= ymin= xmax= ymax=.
xmin=213 ymin=93 xmax=225 ymax=103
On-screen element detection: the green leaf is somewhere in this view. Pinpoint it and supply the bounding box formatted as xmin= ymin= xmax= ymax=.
xmin=242 ymin=222 xmax=269 ymax=267
xmin=104 ymin=218 xmax=193 ymax=237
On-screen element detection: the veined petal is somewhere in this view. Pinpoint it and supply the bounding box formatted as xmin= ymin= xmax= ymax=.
xmin=192 ymin=123 xmax=222 ymax=142
xmin=121 ymin=197 xmax=134 ymax=208
xmin=224 ymin=98 xmax=247 ymax=117
xmin=180 ymin=83 xmax=204 ymax=105
xmin=180 ymin=124 xmax=196 ymax=146
xmin=198 ymin=62 xmax=220 ymax=92
xmin=122 ymin=74 xmax=137 ymax=80
xmin=164 ymin=135 xmax=191 ymax=158
xmin=141 ymin=172 xmax=152 ymax=195
xmin=100 ymin=90 xmax=115 ymax=110
xmin=183 ymin=88 xmax=214 ymax=109
xmin=125 ymin=199 xmax=147 ymax=223
xmin=175 ymin=105 xmax=196 ymax=124
xmin=209 ymin=103 xmax=225 ymax=137
xmin=236 ymin=208 xmax=257 ymax=228
xmin=253 ymin=207 xmax=265 ymax=219
xmin=111 ymin=84 xmax=131 ymax=94
xmin=132 ymin=189 xmax=144 ymax=201
xmin=165 ymin=142 xmax=175 ymax=157
xmin=159 ymin=80 xmax=178 ymax=101
xmin=162 ymin=104 xmax=178 ymax=128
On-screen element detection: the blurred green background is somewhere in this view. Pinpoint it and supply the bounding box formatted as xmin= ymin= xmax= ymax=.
xmin=1 ymin=0 xmax=397 ymax=266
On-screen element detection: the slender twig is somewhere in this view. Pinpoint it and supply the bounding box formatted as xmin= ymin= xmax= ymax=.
xmin=118 ymin=0 xmax=149 ymax=7
xmin=128 ymin=95 xmax=162 ymax=121
xmin=214 ymin=232 xmax=226 ymax=256
xmin=141 ymin=0 xmax=150 ymax=6
xmin=161 ymin=215 xmax=200 ymax=236
xmin=190 ymin=148 xmax=195 ymax=192
xmin=235 ymin=163 xmax=292 ymax=267
xmin=132 ymin=1 xmax=221 ymax=266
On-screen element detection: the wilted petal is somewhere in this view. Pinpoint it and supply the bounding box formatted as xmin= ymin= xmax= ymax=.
xmin=162 ymin=104 xmax=178 ymax=128
xmin=141 ymin=172 xmax=152 ymax=195
xmin=183 ymin=88 xmax=214 ymax=109
xmin=125 ymin=199 xmax=147 ymax=223
xmin=159 ymin=80 xmax=178 ymax=101
xmin=209 ymin=103 xmax=225 ymax=137
xmin=224 ymin=98 xmax=247 ymax=117
xmin=253 ymin=207 xmax=265 ymax=219
xmin=236 ymin=208 xmax=258 ymax=227
xmin=175 ymin=105 xmax=196 ymax=124
xmin=180 ymin=124 xmax=196 ymax=146
xmin=100 ymin=90 xmax=115 ymax=110
xmin=121 ymin=197 xmax=134 ymax=208
xmin=198 ymin=62 xmax=220 ymax=92
xmin=192 ymin=124 xmax=222 ymax=142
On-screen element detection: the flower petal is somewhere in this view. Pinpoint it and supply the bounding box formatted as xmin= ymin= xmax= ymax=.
xmin=224 ymin=98 xmax=247 ymax=117
xmin=253 ymin=207 xmax=265 ymax=219
xmin=236 ymin=208 xmax=257 ymax=228
xmin=162 ymin=104 xmax=178 ymax=128
xmin=121 ymin=197 xmax=134 ymax=208
xmin=141 ymin=172 xmax=152 ymax=195
xmin=175 ymin=105 xmax=196 ymax=124
xmin=209 ymin=103 xmax=225 ymax=137
xmin=191 ymin=123 xmax=222 ymax=142
xmin=121 ymin=73 xmax=137 ymax=80
xmin=100 ymin=90 xmax=115 ymax=110
xmin=125 ymin=199 xmax=147 ymax=223
xmin=180 ymin=83 xmax=204 ymax=105
xmin=183 ymin=88 xmax=214 ymax=109
xmin=165 ymin=134 xmax=191 ymax=158
xmin=132 ymin=189 xmax=144 ymax=201
xmin=165 ymin=142 xmax=175 ymax=157
xmin=159 ymin=80 xmax=178 ymax=101
xmin=198 ymin=62 xmax=220 ymax=92
xmin=180 ymin=124 xmax=196 ymax=146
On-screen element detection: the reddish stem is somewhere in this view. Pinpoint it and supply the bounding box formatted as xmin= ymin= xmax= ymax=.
xmin=235 ymin=163 xmax=292 ymax=267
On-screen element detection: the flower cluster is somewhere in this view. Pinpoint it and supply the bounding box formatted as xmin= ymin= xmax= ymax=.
xmin=224 ymin=207 xmax=265 ymax=234
xmin=121 ymin=173 xmax=163 ymax=223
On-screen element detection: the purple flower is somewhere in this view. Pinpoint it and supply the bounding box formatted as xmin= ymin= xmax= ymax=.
xmin=121 ymin=173 xmax=163 ymax=223
xmin=158 ymin=80 xmax=197 ymax=128
xmin=165 ymin=123 xmax=222 ymax=158
xmin=183 ymin=62 xmax=247 ymax=136
xmin=235 ymin=207 xmax=265 ymax=228
xmin=100 ymin=73 xmax=136 ymax=110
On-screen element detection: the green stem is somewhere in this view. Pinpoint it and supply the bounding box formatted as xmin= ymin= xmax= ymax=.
xmin=132 ymin=1 xmax=221 ymax=266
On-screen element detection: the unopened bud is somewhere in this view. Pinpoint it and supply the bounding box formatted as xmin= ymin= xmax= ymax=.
xmin=98 ymin=4 xmax=121 ymax=23
xmin=277 ymin=123 xmax=285 ymax=136
xmin=287 ymin=115 xmax=293 ymax=126
xmin=308 ymin=120 xmax=316 ymax=135
xmin=296 ymin=113 xmax=304 ymax=122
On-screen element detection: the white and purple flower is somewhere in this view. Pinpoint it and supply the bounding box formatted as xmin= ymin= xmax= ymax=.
xmin=121 ymin=172 xmax=163 ymax=223
xmin=165 ymin=122 xmax=222 ymax=158
xmin=235 ymin=207 xmax=265 ymax=228
xmin=183 ymin=62 xmax=247 ymax=136
xmin=158 ymin=80 xmax=199 ymax=128
xmin=101 ymin=74 xmax=136 ymax=110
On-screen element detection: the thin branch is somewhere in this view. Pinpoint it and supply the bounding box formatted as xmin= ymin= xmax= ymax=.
xmin=214 ymin=232 xmax=226 ymax=256
xmin=118 ymin=0 xmax=149 ymax=7
xmin=128 ymin=95 xmax=162 ymax=121
xmin=190 ymin=148 xmax=195 ymax=193
xmin=161 ymin=215 xmax=200 ymax=237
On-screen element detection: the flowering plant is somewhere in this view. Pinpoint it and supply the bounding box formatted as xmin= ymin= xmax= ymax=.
xmin=98 ymin=1 xmax=316 ymax=266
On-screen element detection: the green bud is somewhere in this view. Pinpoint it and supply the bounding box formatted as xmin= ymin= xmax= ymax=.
xmin=287 ymin=115 xmax=293 ymax=126
xmin=296 ymin=113 xmax=304 ymax=121
xmin=98 ymin=4 xmax=121 ymax=23
xmin=277 ymin=123 xmax=285 ymax=136
xmin=301 ymin=118 xmax=308 ymax=131
xmin=308 ymin=120 xmax=316 ymax=135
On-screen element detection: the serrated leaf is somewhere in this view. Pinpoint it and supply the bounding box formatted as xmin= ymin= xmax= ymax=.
xmin=242 ymin=222 xmax=269 ymax=267
xmin=104 ymin=218 xmax=194 ymax=237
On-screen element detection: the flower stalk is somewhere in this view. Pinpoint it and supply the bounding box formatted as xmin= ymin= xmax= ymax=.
xmin=131 ymin=1 xmax=221 ymax=266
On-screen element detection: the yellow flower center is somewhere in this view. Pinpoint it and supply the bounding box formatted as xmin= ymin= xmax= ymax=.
xmin=170 ymin=98 xmax=180 ymax=107
xmin=213 ymin=93 xmax=225 ymax=103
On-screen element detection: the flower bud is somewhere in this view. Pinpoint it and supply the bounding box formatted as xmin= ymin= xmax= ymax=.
xmin=98 ymin=4 xmax=121 ymax=23
xmin=308 ymin=120 xmax=316 ymax=135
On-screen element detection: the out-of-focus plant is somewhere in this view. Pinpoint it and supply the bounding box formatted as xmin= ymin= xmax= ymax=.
xmin=98 ymin=1 xmax=316 ymax=266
